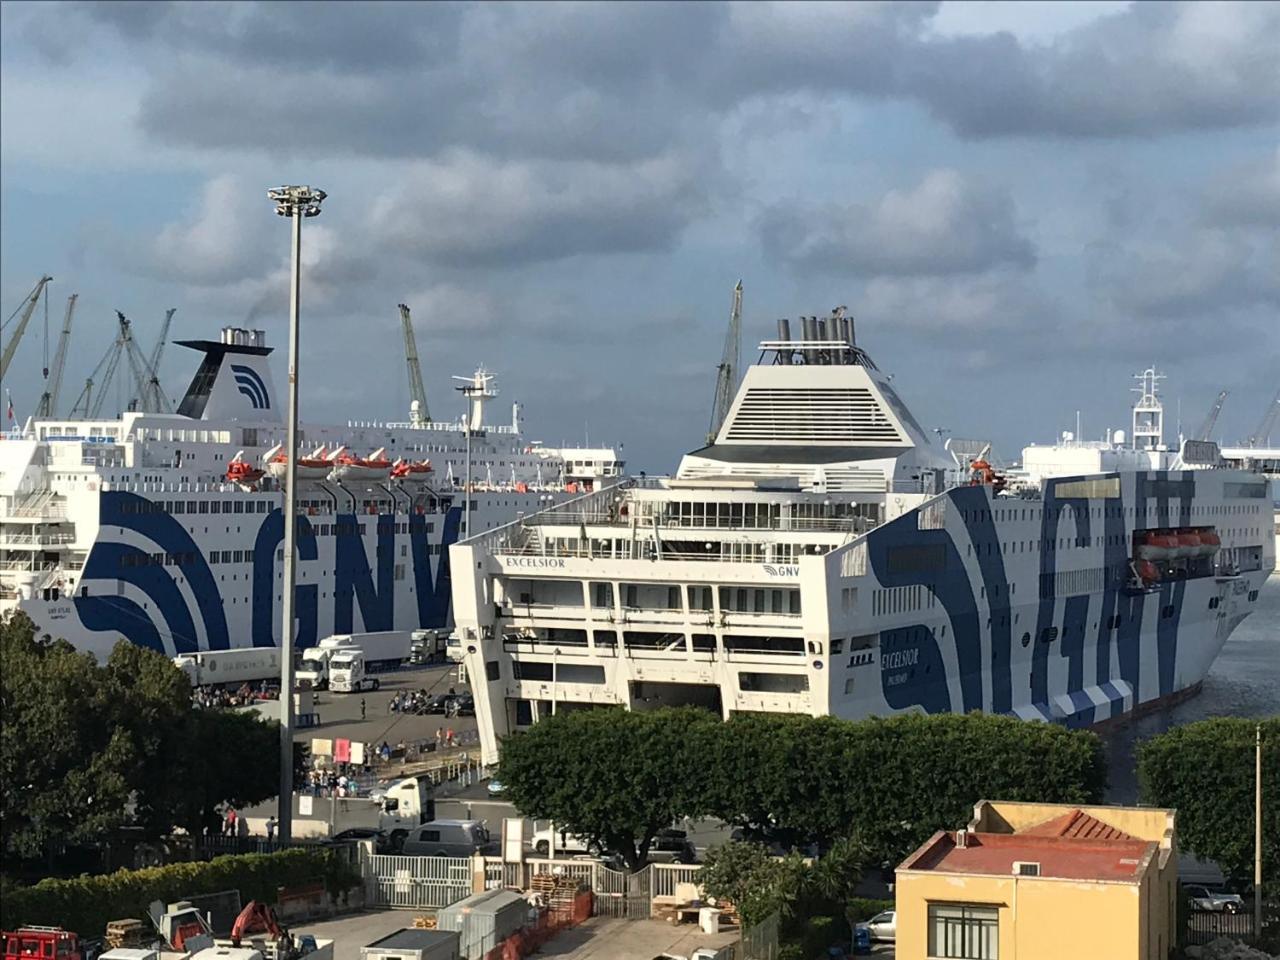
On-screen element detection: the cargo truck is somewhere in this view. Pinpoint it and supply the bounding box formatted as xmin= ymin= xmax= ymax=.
xmin=329 ymin=650 xmax=380 ymax=693
xmin=174 ymin=648 xmax=281 ymax=688
xmin=295 ymin=631 xmax=411 ymax=688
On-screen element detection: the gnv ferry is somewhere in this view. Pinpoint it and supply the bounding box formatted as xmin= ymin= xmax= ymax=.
xmin=0 ymin=327 xmax=621 ymax=659
xmin=450 ymin=316 xmax=1273 ymax=764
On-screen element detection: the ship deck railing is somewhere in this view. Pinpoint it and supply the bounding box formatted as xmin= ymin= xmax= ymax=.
xmin=519 ymin=511 xmax=870 ymax=534
xmin=0 ymin=532 xmax=75 ymax=546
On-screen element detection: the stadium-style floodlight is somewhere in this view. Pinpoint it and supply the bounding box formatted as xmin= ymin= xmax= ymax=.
xmin=266 ymin=185 xmax=325 ymax=845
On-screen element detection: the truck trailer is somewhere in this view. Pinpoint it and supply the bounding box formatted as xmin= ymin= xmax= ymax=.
xmin=173 ymin=649 xmax=281 ymax=688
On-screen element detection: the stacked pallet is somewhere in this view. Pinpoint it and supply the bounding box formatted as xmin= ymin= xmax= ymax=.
xmin=105 ymin=919 xmax=146 ymax=950
xmin=411 ymin=915 xmax=437 ymax=929
xmin=529 ymin=872 xmax=580 ymax=909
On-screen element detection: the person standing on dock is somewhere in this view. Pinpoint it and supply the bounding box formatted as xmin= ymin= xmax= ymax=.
xmin=360 ymin=697 xmax=366 ymax=720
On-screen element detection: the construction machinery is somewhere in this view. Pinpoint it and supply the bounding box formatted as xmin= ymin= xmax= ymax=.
xmin=1193 ymin=389 xmax=1229 ymax=442
xmin=69 ymin=311 xmax=161 ymax=419
xmin=1247 ymin=387 xmax=1280 ymax=447
xmin=706 ymin=280 xmax=742 ymax=443
xmin=2 ymin=925 xmax=91 ymax=960
xmin=138 ymin=308 xmax=177 ymax=413
xmin=35 ymin=294 xmax=78 ymax=418
xmin=0 ymin=275 xmax=54 ymax=382
xmin=398 ymin=303 xmax=430 ymax=426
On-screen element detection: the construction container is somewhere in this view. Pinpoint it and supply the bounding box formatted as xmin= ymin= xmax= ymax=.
xmin=435 ymin=890 xmax=530 ymax=960
xmin=361 ymin=928 xmax=460 ymax=960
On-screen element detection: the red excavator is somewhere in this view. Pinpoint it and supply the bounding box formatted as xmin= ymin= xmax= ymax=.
xmin=230 ymin=901 xmax=285 ymax=947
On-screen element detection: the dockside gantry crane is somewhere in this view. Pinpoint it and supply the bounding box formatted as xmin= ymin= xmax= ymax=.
xmin=398 ymin=303 xmax=431 ymax=426
xmin=69 ymin=311 xmax=145 ymax=418
xmin=0 ymin=275 xmax=54 ymax=382
xmin=35 ymin=294 xmax=78 ymax=418
xmin=1194 ymin=389 xmax=1229 ymax=442
xmin=707 ymin=280 xmax=743 ymax=443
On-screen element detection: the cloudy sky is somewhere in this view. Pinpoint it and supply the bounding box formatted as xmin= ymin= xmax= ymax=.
xmin=2 ymin=1 xmax=1277 ymax=470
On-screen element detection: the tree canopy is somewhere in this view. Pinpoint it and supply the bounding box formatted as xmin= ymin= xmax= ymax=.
xmin=1138 ymin=715 xmax=1278 ymax=885
xmin=1 ymin=612 xmax=287 ymax=864
xmin=497 ymin=705 xmax=1107 ymax=869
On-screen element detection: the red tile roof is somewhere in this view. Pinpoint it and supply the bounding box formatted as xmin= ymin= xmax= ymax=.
xmin=1020 ymin=809 xmax=1138 ymax=842
xmin=910 ymin=832 xmax=1153 ymax=882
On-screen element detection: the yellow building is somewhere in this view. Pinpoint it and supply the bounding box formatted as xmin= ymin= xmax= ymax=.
xmin=895 ymin=800 xmax=1178 ymax=960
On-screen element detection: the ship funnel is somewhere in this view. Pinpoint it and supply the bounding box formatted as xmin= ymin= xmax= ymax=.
xmin=776 ymin=318 xmax=792 ymax=364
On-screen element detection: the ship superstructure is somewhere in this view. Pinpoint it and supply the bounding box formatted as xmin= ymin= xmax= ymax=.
xmin=0 ymin=327 xmax=623 ymax=659
xmin=450 ymin=319 xmax=1273 ymax=764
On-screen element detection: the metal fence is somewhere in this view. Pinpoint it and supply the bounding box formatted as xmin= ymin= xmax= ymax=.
xmin=1186 ymin=908 xmax=1258 ymax=946
xmin=363 ymin=853 xmax=474 ymax=909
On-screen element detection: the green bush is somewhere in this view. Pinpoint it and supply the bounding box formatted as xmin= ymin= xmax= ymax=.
xmin=0 ymin=848 xmax=359 ymax=939
xmin=845 ymin=897 xmax=892 ymax=922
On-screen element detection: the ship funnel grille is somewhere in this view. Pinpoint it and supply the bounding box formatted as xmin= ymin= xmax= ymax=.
xmin=724 ymin=387 xmax=904 ymax=443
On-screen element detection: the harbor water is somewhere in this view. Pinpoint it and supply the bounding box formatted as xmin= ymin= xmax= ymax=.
xmin=1103 ymin=575 xmax=1280 ymax=803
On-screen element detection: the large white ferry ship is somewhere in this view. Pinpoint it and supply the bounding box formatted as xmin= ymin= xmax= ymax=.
xmin=450 ymin=317 xmax=1273 ymax=764
xmin=0 ymin=326 xmax=622 ymax=659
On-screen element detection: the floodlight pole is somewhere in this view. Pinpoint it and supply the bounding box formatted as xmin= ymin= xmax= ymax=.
xmin=268 ymin=185 xmax=325 ymax=845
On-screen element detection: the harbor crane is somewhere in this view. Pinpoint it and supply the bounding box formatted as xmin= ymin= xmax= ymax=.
xmin=1194 ymin=389 xmax=1229 ymax=442
xmin=398 ymin=303 xmax=431 ymax=426
xmin=1248 ymin=388 xmax=1280 ymax=447
xmin=0 ymin=275 xmax=53 ymax=381
xmin=707 ymin=280 xmax=743 ymax=443
xmin=137 ymin=308 xmax=176 ymax=413
xmin=35 ymin=294 xmax=78 ymax=418
xmin=70 ymin=311 xmax=145 ymax=418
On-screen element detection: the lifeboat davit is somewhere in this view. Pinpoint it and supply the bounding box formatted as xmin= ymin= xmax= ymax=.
xmin=226 ymin=450 xmax=265 ymax=488
xmin=331 ymin=447 xmax=393 ymax=482
xmin=1134 ymin=531 xmax=1178 ymax=561
xmin=264 ymin=444 xmax=334 ymax=482
xmin=390 ymin=458 xmax=433 ymax=481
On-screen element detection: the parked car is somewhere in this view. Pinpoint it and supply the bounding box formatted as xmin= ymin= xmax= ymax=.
xmin=320 ymin=827 xmax=392 ymax=854
xmin=1184 ymin=885 xmax=1245 ymax=913
xmin=401 ymin=819 xmax=493 ymax=857
xmin=857 ymin=909 xmax=896 ymax=943
xmin=487 ymin=779 xmax=506 ymax=796
xmin=647 ymin=828 xmax=697 ymax=864
xmin=451 ymin=693 xmax=476 ymax=717
xmin=419 ymin=694 xmax=453 ymax=715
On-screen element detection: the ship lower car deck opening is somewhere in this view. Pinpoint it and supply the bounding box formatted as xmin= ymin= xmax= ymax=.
xmin=629 ymin=680 xmax=723 ymax=714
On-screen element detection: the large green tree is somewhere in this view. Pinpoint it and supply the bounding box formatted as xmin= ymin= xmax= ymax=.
xmin=1 ymin=612 xmax=289 ymax=864
xmin=0 ymin=613 xmax=136 ymax=858
xmin=497 ymin=706 xmax=718 ymax=869
xmin=1138 ymin=716 xmax=1279 ymax=885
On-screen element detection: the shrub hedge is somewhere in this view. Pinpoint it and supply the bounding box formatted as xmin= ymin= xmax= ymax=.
xmin=0 ymin=848 xmax=359 ymax=939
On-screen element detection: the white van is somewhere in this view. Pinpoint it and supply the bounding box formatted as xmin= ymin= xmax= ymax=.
xmin=401 ymin=819 xmax=491 ymax=857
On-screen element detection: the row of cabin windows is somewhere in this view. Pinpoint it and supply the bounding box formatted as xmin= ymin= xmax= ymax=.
xmin=582 ymin=582 xmax=801 ymax=615
xmin=962 ymin=502 xmax=1263 ymax=524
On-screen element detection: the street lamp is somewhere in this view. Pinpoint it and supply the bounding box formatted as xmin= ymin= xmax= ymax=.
xmin=551 ymin=647 xmax=562 ymax=716
xmin=267 ymin=184 xmax=325 ymax=845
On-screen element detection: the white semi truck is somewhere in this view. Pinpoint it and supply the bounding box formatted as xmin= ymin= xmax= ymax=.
xmin=329 ymin=650 xmax=381 ymax=693
xmin=174 ymin=648 xmax=281 ymax=688
xmin=296 ymin=631 xmax=412 ymax=688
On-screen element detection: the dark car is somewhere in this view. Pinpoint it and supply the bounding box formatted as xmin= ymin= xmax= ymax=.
xmin=419 ymin=694 xmax=452 ymax=715
xmin=450 ymin=694 xmax=475 ymax=717
xmin=320 ymin=827 xmax=392 ymax=854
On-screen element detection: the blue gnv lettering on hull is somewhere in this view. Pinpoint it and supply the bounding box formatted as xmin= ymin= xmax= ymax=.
xmin=335 ymin=513 xmax=396 ymax=634
xmin=410 ymin=507 xmax=462 ymax=627
xmin=252 ymin=510 xmax=318 ymax=648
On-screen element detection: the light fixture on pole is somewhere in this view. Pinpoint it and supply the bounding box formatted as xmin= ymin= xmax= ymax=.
xmin=266 ymin=184 xmax=326 ymax=845
xmin=551 ymin=647 xmax=562 ymax=716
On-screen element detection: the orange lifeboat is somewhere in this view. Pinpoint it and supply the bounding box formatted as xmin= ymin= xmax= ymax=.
xmin=969 ymin=458 xmax=1008 ymax=495
xmin=1136 ymin=559 xmax=1160 ymax=583
xmin=1175 ymin=529 xmax=1202 ymax=559
xmin=265 ymin=444 xmax=332 ymax=481
xmin=1196 ymin=528 xmax=1221 ymax=557
xmin=331 ymin=447 xmax=393 ymax=482
xmin=226 ymin=452 xmax=265 ymax=487
xmin=1135 ymin=531 xmax=1178 ymax=561
xmin=390 ymin=458 xmax=433 ymax=481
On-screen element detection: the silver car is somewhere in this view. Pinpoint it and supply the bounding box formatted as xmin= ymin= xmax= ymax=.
xmin=858 ymin=909 xmax=896 ymax=942
xmin=1184 ymin=885 xmax=1244 ymax=913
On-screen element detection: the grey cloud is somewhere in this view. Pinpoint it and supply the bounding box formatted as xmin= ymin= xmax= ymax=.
xmin=45 ymin=0 xmax=1279 ymax=171
xmin=365 ymin=150 xmax=709 ymax=267
xmin=1201 ymin=149 xmax=1280 ymax=228
xmin=759 ymin=170 xmax=1036 ymax=277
